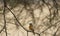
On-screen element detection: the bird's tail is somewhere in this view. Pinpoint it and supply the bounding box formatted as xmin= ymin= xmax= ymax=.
xmin=33 ymin=30 xmax=35 ymax=35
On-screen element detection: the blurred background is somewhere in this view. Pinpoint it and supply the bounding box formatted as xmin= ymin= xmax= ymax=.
xmin=0 ymin=0 xmax=60 ymax=36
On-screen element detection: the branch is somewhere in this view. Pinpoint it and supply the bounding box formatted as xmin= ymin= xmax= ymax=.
xmin=6 ymin=6 xmax=40 ymax=36
xmin=3 ymin=0 xmax=7 ymax=36
xmin=53 ymin=26 xmax=60 ymax=36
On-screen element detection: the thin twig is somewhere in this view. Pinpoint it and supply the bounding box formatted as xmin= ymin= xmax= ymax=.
xmin=3 ymin=0 xmax=7 ymax=36
xmin=6 ymin=6 xmax=40 ymax=35
xmin=53 ymin=26 xmax=60 ymax=36
xmin=27 ymin=31 xmax=28 ymax=36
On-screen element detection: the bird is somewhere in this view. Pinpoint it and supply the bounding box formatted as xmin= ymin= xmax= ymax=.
xmin=29 ymin=23 xmax=35 ymax=35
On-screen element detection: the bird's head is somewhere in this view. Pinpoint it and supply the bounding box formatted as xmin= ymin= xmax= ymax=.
xmin=29 ymin=23 xmax=32 ymax=25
